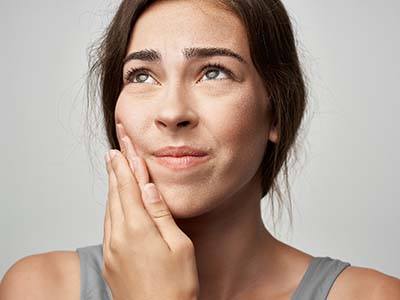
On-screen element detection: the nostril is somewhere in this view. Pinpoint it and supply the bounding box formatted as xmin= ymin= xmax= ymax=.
xmin=177 ymin=121 xmax=190 ymax=127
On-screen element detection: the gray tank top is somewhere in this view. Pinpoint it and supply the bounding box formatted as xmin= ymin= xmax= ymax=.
xmin=76 ymin=244 xmax=351 ymax=300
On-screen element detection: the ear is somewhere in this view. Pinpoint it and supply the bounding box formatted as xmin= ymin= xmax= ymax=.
xmin=267 ymin=125 xmax=279 ymax=144
xmin=266 ymin=109 xmax=278 ymax=144
xmin=266 ymin=113 xmax=279 ymax=144
xmin=265 ymin=97 xmax=278 ymax=144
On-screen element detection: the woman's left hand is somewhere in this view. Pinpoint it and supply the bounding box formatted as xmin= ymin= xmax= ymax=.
xmin=102 ymin=123 xmax=200 ymax=300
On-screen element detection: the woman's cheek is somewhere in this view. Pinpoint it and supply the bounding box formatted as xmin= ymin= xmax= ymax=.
xmin=114 ymin=96 xmax=150 ymax=154
xmin=214 ymin=93 xmax=267 ymax=176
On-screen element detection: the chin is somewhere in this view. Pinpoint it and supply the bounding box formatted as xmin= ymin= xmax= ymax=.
xmin=155 ymin=181 xmax=219 ymax=219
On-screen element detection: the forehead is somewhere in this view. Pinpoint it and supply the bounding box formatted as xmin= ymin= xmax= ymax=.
xmin=126 ymin=0 xmax=249 ymax=61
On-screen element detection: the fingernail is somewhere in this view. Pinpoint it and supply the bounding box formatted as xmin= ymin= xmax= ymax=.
xmin=143 ymin=183 xmax=160 ymax=203
xmin=109 ymin=150 xmax=117 ymax=159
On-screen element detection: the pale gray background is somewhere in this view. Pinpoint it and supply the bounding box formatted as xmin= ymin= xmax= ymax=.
xmin=1 ymin=0 xmax=399 ymax=279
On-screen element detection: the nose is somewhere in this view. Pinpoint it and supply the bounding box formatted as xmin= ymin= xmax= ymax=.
xmin=154 ymin=83 xmax=199 ymax=133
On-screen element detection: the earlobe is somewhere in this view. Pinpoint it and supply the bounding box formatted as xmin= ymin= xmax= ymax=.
xmin=268 ymin=126 xmax=278 ymax=144
xmin=265 ymin=103 xmax=278 ymax=143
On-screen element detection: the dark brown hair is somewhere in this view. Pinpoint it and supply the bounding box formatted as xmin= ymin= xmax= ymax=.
xmin=85 ymin=0 xmax=309 ymax=234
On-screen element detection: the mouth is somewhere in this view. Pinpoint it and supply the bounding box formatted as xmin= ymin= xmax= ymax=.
xmin=152 ymin=155 xmax=210 ymax=170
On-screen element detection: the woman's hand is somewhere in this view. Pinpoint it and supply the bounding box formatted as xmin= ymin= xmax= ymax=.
xmin=102 ymin=123 xmax=199 ymax=300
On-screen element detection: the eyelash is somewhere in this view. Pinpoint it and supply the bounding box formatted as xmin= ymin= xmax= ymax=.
xmin=123 ymin=62 xmax=234 ymax=84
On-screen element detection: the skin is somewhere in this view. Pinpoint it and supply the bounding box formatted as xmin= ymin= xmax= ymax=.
xmin=113 ymin=0 xmax=310 ymax=299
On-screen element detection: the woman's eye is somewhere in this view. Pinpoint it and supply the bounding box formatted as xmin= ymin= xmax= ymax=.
xmin=199 ymin=67 xmax=230 ymax=82
xmin=125 ymin=69 xmax=157 ymax=84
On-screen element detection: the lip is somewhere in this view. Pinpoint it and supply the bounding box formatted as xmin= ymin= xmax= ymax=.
xmin=153 ymin=155 xmax=210 ymax=170
xmin=153 ymin=146 xmax=209 ymax=157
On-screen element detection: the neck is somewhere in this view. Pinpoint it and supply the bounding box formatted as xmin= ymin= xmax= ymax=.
xmin=175 ymin=176 xmax=280 ymax=300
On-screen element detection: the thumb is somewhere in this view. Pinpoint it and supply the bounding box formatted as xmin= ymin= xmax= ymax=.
xmin=142 ymin=183 xmax=188 ymax=251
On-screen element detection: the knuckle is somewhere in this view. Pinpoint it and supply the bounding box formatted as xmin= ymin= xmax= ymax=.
xmin=176 ymin=236 xmax=195 ymax=253
xmin=102 ymin=256 xmax=113 ymax=274
xmin=151 ymin=208 xmax=171 ymax=220
xmin=101 ymin=266 xmax=113 ymax=281
xmin=102 ymin=260 xmax=111 ymax=273
xmin=109 ymin=236 xmax=123 ymax=251
xmin=126 ymin=219 xmax=155 ymax=241
xmin=118 ymin=179 xmax=131 ymax=193
xmin=126 ymin=219 xmax=145 ymax=234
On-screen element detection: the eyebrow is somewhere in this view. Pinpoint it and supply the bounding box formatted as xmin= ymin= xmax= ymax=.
xmin=122 ymin=47 xmax=247 ymax=66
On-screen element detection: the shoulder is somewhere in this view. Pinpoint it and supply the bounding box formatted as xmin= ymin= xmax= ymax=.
xmin=328 ymin=265 xmax=400 ymax=300
xmin=0 ymin=250 xmax=80 ymax=300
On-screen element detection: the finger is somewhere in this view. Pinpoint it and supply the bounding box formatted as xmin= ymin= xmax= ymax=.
xmin=118 ymin=123 xmax=139 ymax=156
xmin=118 ymin=125 xmax=149 ymax=187
xmin=117 ymin=124 xmax=144 ymax=187
xmin=117 ymin=124 xmax=145 ymax=188
xmin=125 ymin=144 xmax=149 ymax=188
xmin=117 ymin=130 xmax=181 ymax=247
xmin=142 ymin=183 xmax=189 ymax=252
xmin=107 ymin=150 xmax=125 ymax=230
xmin=121 ymin=137 xmax=137 ymax=177
xmin=110 ymin=149 xmax=151 ymax=225
xmin=116 ymin=123 xmax=127 ymax=156
xmin=117 ymin=124 xmax=144 ymax=208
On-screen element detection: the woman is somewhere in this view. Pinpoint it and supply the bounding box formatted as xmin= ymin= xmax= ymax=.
xmin=1 ymin=0 xmax=399 ymax=299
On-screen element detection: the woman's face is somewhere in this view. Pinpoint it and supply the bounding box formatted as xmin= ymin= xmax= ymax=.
xmin=115 ymin=0 xmax=277 ymax=218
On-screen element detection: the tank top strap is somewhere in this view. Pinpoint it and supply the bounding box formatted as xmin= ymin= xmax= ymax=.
xmin=291 ymin=256 xmax=351 ymax=300
xmin=76 ymin=244 xmax=112 ymax=300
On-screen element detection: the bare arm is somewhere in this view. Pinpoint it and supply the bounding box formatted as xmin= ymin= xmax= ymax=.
xmin=371 ymin=271 xmax=400 ymax=300
xmin=0 ymin=251 xmax=79 ymax=300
